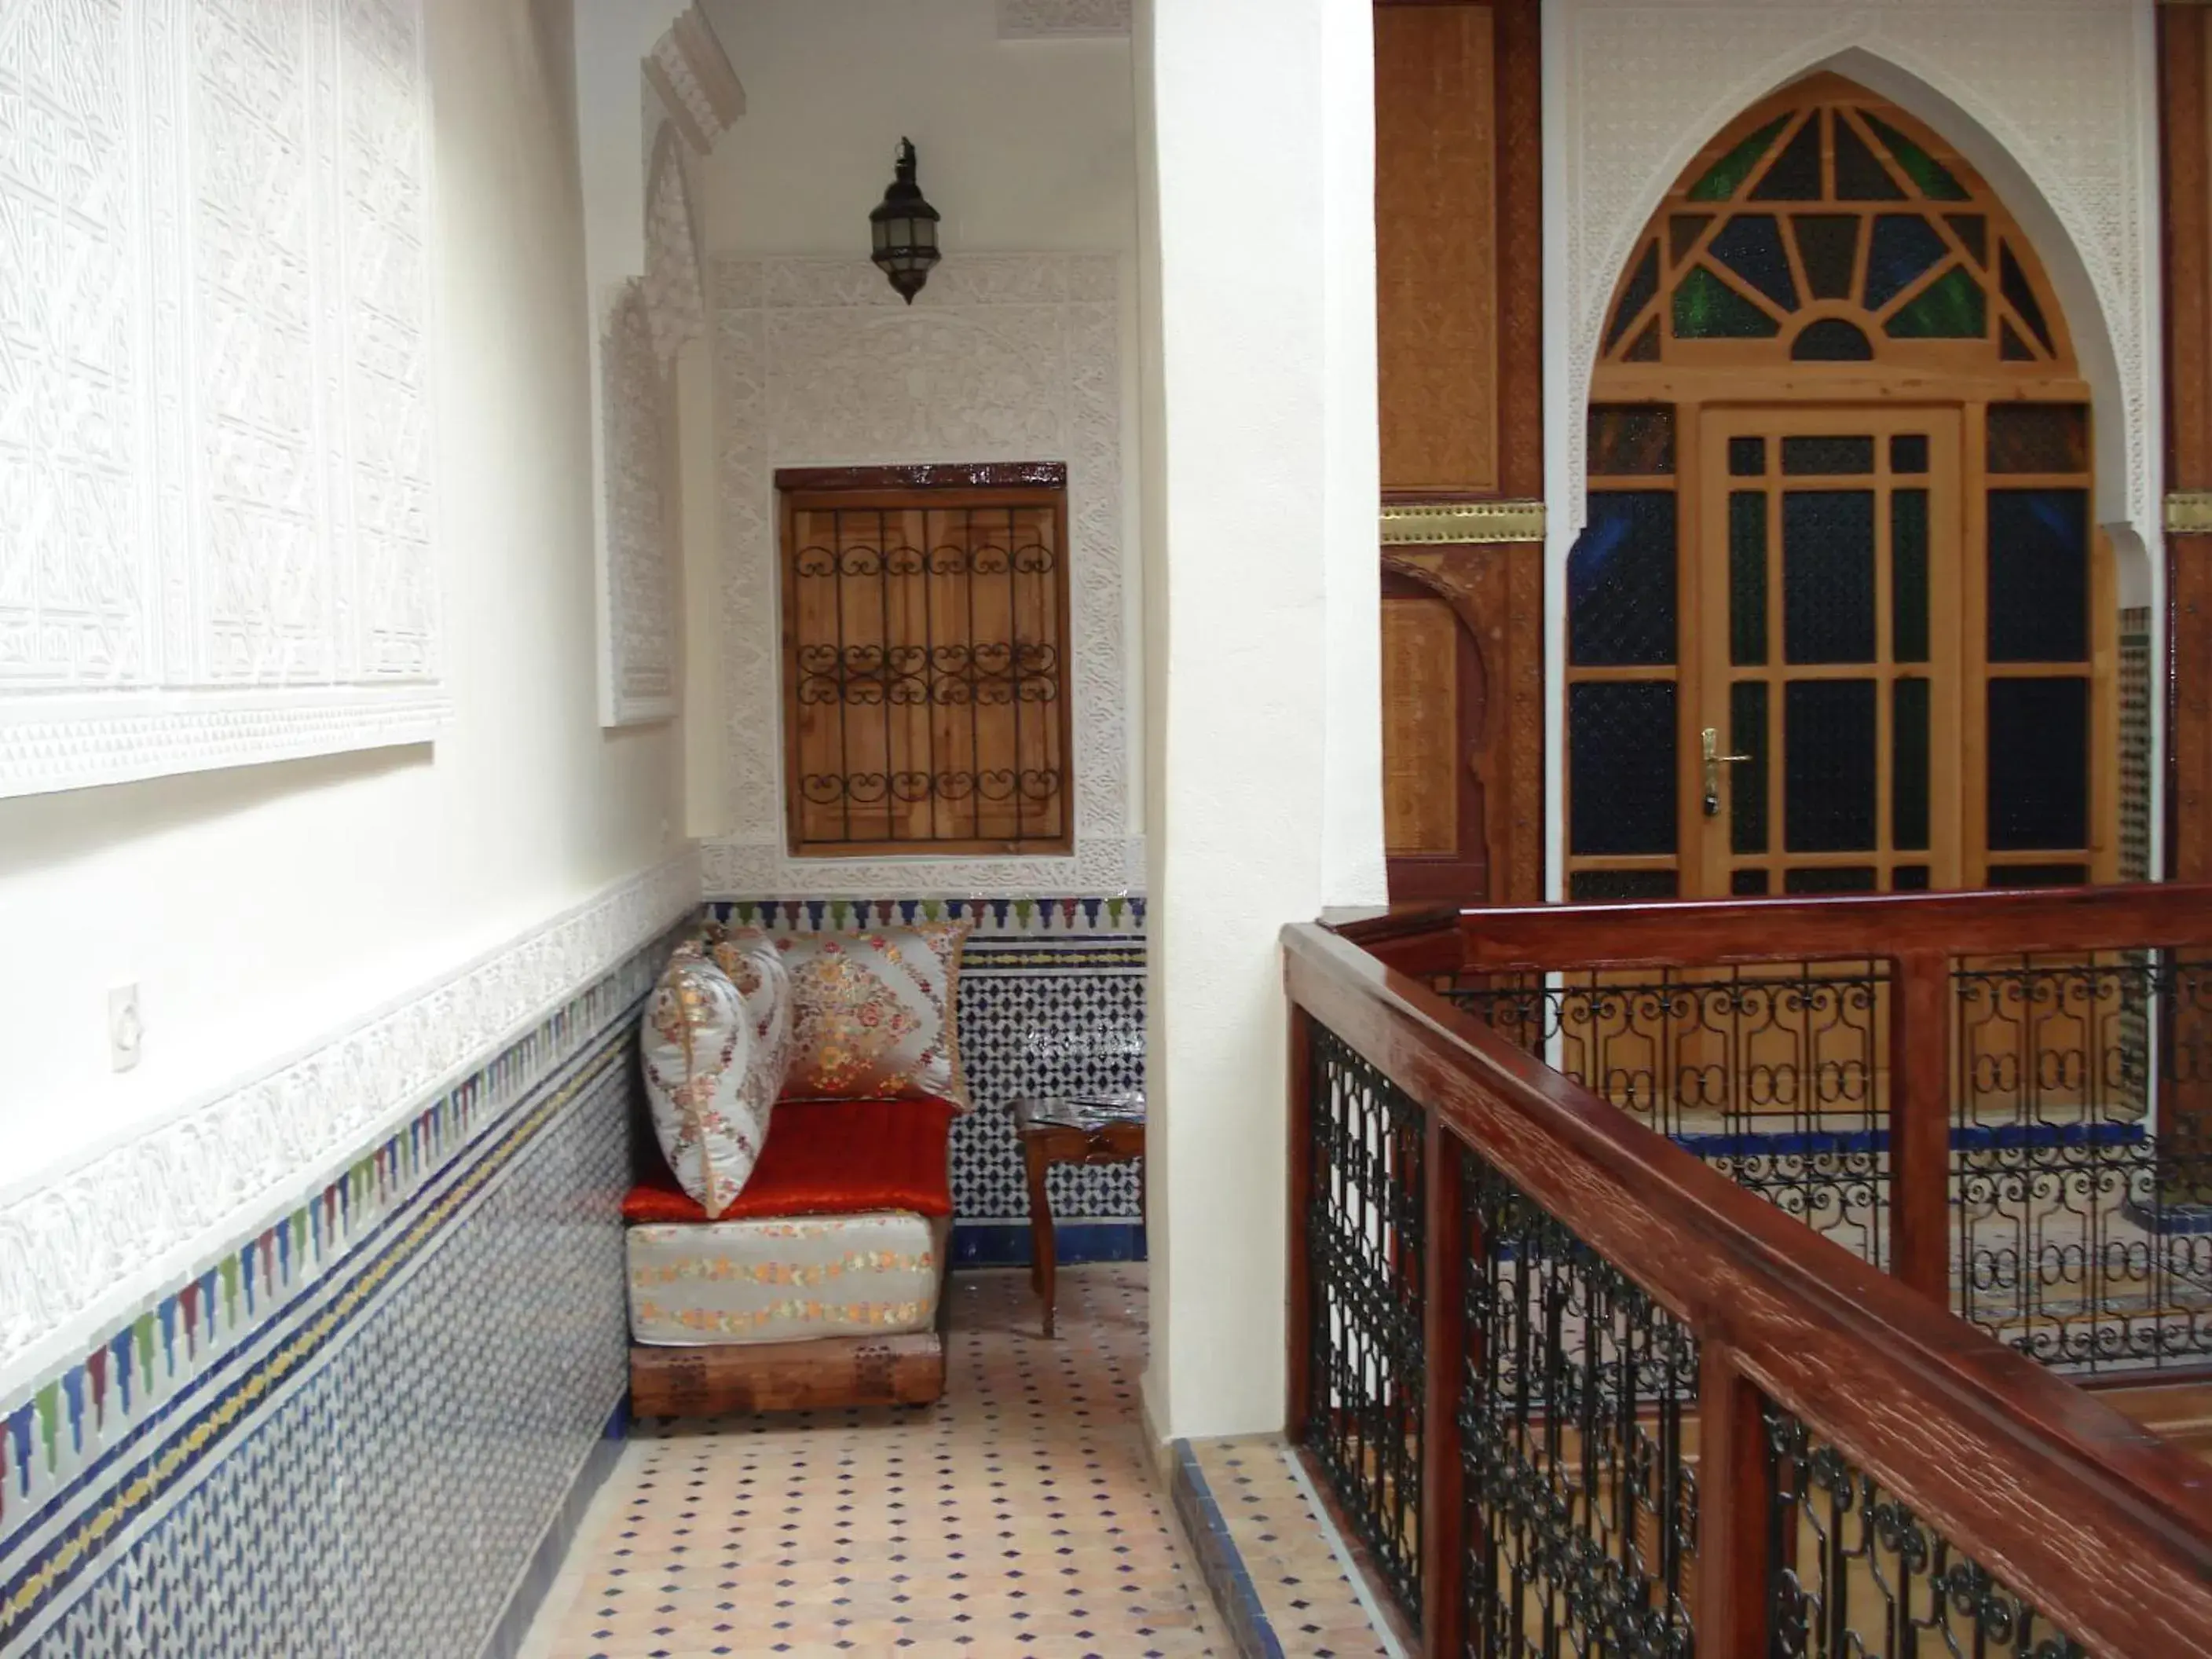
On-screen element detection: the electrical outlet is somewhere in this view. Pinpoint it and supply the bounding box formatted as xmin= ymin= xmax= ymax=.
xmin=108 ymin=984 xmax=144 ymax=1073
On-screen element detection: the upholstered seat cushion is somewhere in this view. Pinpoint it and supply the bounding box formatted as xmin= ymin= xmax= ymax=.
xmin=622 ymin=1097 xmax=958 ymax=1225
xmin=627 ymin=1211 xmax=945 ymax=1347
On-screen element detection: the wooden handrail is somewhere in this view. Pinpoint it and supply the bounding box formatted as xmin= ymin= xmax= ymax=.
xmin=1383 ymin=883 xmax=2212 ymax=973
xmin=1284 ymin=919 xmax=2212 ymax=1658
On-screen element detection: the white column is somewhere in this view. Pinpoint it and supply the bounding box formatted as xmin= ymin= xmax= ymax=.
xmin=1137 ymin=0 xmax=1384 ymax=1441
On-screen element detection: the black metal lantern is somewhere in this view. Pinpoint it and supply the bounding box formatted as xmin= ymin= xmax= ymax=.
xmin=870 ymin=137 xmax=941 ymax=304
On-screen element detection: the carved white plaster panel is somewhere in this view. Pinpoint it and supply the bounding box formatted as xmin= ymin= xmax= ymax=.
xmin=643 ymin=132 xmax=707 ymax=367
xmin=603 ymin=284 xmax=676 ymax=723
xmin=646 ymin=3 xmax=745 ymax=155
xmin=0 ymin=850 xmax=701 ymax=1390
xmin=1552 ymin=0 xmax=2159 ymax=538
xmin=707 ymin=254 xmax=1136 ymax=898
xmin=0 ymin=0 xmax=446 ymax=797
xmin=996 ymin=0 xmax=1131 ymax=39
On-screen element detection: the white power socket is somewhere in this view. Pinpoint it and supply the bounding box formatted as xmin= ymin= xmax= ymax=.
xmin=108 ymin=984 xmax=144 ymax=1073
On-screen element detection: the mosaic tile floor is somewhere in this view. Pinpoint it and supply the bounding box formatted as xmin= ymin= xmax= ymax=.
xmin=520 ymin=1265 xmax=1232 ymax=1658
xmin=1182 ymin=1438 xmax=1401 ymax=1659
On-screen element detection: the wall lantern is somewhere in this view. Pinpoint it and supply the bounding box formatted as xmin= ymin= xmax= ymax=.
xmin=870 ymin=137 xmax=941 ymax=304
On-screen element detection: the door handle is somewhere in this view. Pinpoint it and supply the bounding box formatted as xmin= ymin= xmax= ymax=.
xmin=1701 ymin=727 xmax=1752 ymax=818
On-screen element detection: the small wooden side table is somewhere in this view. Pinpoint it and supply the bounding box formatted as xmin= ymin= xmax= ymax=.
xmin=1014 ymin=1096 xmax=1146 ymax=1338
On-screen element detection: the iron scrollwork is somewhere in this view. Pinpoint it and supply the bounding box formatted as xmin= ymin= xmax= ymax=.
xmin=1460 ymin=1146 xmax=1699 ymax=1658
xmin=1766 ymin=1405 xmax=2086 ymax=1659
xmin=1304 ymin=1023 xmax=1427 ymax=1621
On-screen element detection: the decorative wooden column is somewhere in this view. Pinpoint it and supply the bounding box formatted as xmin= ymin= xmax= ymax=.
xmin=1375 ymin=0 xmax=1546 ymax=904
xmin=2166 ymin=3 xmax=2212 ymax=884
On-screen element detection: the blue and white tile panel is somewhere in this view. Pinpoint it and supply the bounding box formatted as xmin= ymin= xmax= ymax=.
xmin=0 ymin=933 xmax=673 ymax=1656
xmin=709 ymin=897 xmax=1148 ymax=1236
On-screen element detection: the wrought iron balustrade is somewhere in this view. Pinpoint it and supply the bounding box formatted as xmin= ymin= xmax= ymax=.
xmin=1447 ymin=965 xmax=1892 ymax=1268
xmin=1285 ymin=905 xmax=2212 ymax=1659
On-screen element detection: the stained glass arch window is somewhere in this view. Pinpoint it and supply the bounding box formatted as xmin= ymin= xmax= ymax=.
xmin=1597 ymin=76 xmax=2075 ymax=375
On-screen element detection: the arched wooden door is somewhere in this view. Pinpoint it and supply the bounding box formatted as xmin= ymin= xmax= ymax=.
xmin=1381 ymin=562 xmax=1493 ymax=900
xmin=1566 ymin=74 xmax=2111 ymax=903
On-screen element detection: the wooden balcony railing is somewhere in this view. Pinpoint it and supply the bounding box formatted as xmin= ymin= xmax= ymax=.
xmin=1357 ymin=886 xmax=2212 ymax=1376
xmin=1284 ymin=889 xmax=2212 ymax=1658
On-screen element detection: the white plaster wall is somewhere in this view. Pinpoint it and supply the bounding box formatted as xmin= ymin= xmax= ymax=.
xmin=1139 ymin=0 xmax=1384 ymax=1441
xmin=687 ymin=0 xmax=1144 ymax=862
xmin=0 ymin=0 xmax=683 ymax=1218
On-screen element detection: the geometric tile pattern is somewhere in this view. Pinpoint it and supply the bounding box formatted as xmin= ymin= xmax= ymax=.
xmin=520 ymin=1264 xmax=1226 ymax=1658
xmin=1182 ymin=1437 xmax=1397 ymax=1659
xmin=708 ymin=899 xmax=1148 ymax=1227
xmin=4 ymin=968 xmax=658 ymax=1657
xmin=2120 ymin=607 xmax=2152 ymax=882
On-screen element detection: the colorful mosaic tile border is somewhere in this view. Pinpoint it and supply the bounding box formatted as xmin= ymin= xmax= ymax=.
xmin=0 ymin=929 xmax=676 ymax=1654
xmin=712 ymin=894 xmax=1147 ymax=937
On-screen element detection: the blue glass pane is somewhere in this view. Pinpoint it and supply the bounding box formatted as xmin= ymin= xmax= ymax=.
xmin=1569 ymin=492 xmax=1677 ymax=666
xmin=1785 ymin=680 xmax=1879 ymax=852
xmin=1783 ymin=490 xmax=1877 ymax=664
xmin=1987 ymin=489 xmax=2087 ymax=663
xmin=1865 ymin=215 xmax=1949 ymax=310
xmin=1987 ymin=679 xmax=2088 ymax=851
xmin=1709 ymin=215 xmax=1800 ymax=312
xmin=1570 ymin=682 xmax=1678 ymax=857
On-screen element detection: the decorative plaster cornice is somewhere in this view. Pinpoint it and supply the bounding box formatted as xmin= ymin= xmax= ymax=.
xmin=1381 ymin=500 xmax=1547 ymax=547
xmin=0 ymin=850 xmax=701 ymax=1394
xmin=0 ymin=692 xmax=452 ymax=800
xmin=996 ymin=0 xmax=1131 ymax=38
xmin=647 ymin=5 xmax=745 ymax=156
xmin=2167 ymin=491 xmax=2212 ymax=535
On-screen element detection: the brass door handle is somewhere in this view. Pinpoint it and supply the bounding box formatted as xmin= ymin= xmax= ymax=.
xmin=1701 ymin=727 xmax=1752 ymax=818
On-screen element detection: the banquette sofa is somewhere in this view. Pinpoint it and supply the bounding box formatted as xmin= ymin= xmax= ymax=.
xmin=623 ymin=917 xmax=969 ymax=1416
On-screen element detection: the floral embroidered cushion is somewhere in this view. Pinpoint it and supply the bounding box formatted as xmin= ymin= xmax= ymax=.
xmin=640 ymin=941 xmax=782 ymax=1218
xmin=708 ymin=929 xmax=796 ymax=1119
xmin=719 ymin=922 xmax=973 ymax=1111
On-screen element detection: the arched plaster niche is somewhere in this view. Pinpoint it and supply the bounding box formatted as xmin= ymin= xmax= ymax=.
xmin=1545 ymin=3 xmax=2159 ymax=557
xmin=1540 ymin=0 xmax=2161 ymax=890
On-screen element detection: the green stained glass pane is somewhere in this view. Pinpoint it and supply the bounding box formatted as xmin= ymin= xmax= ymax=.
xmin=1731 ymin=679 xmax=1769 ymax=855
xmin=1675 ymin=266 xmax=1781 ymax=339
xmin=1884 ymin=266 xmax=1986 ymax=339
xmin=1605 ymin=242 xmax=1661 ymax=354
xmin=1730 ymin=491 xmax=1767 ymax=666
xmin=1690 ymin=115 xmax=1792 ymax=202
xmin=1863 ymin=112 xmax=1970 ymax=201
xmin=1893 ymin=676 xmax=1930 ymax=851
xmin=1892 ymin=489 xmax=1928 ymax=663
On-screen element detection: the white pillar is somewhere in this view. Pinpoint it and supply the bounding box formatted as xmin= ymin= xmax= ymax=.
xmin=1137 ymin=0 xmax=1384 ymax=1441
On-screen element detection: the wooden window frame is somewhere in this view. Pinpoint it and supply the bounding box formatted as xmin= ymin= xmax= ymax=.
xmin=776 ymin=462 xmax=1075 ymax=859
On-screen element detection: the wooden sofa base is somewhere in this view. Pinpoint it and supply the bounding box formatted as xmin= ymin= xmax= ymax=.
xmin=630 ymin=1331 xmax=946 ymax=1416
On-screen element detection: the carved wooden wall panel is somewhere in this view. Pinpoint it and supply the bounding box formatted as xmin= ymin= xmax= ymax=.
xmin=1376 ymin=5 xmax=1497 ymax=496
xmin=2166 ymin=4 xmax=2212 ymax=884
xmin=1375 ymin=0 xmax=1546 ymax=904
xmin=1382 ymin=589 xmax=1474 ymax=859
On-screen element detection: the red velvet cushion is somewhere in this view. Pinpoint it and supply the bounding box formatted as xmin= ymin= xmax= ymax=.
xmin=622 ymin=1097 xmax=957 ymax=1224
